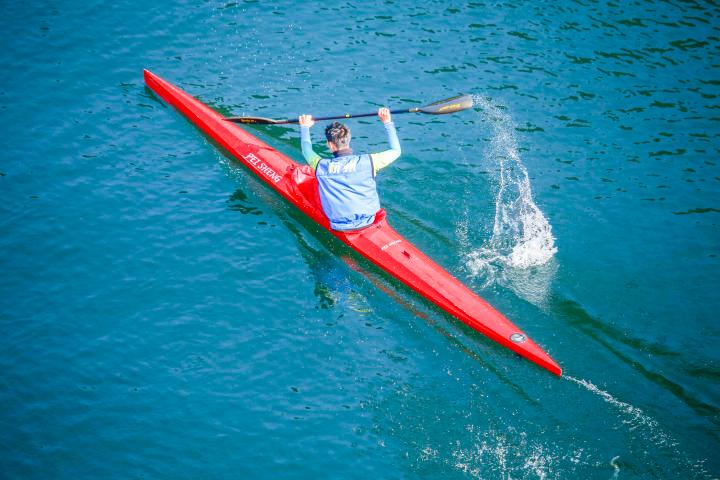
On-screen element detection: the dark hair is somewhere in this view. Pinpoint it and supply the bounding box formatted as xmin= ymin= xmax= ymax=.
xmin=324 ymin=122 xmax=351 ymax=149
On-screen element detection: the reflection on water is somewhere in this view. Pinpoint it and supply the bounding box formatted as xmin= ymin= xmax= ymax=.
xmin=229 ymin=185 xmax=372 ymax=315
xmin=227 ymin=189 xmax=263 ymax=215
xmin=289 ymin=228 xmax=374 ymax=314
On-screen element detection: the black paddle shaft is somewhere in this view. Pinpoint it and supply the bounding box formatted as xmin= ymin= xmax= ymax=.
xmin=224 ymin=94 xmax=473 ymax=124
xmin=283 ymin=108 xmax=415 ymax=124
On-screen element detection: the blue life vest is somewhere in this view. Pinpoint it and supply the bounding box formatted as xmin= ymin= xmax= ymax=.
xmin=315 ymin=153 xmax=380 ymax=231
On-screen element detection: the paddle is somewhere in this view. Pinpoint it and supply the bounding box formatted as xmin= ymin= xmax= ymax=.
xmin=224 ymin=94 xmax=474 ymax=124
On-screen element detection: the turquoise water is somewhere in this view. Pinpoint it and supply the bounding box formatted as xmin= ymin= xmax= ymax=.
xmin=1 ymin=0 xmax=718 ymax=478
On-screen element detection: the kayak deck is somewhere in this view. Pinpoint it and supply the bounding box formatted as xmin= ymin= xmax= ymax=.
xmin=143 ymin=69 xmax=561 ymax=376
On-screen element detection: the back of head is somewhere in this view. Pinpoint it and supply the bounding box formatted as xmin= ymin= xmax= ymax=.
xmin=325 ymin=122 xmax=351 ymax=149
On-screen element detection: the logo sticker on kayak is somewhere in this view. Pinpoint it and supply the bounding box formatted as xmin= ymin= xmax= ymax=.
xmin=381 ymin=239 xmax=402 ymax=251
xmin=242 ymin=153 xmax=282 ymax=183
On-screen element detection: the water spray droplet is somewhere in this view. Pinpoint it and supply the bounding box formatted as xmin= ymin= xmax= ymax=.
xmin=460 ymin=95 xmax=558 ymax=304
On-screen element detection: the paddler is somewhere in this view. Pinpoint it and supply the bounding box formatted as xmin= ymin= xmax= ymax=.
xmin=298 ymin=108 xmax=401 ymax=231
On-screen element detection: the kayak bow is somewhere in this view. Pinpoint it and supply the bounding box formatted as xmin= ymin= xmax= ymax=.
xmin=143 ymin=69 xmax=562 ymax=376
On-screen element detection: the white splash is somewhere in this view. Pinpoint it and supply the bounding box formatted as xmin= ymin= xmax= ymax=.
xmin=564 ymin=375 xmax=715 ymax=478
xmin=447 ymin=425 xmax=573 ymax=479
xmin=457 ymin=96 xmax=558 ymax=304
xmin=565 ymin=376 xmax=674 ymax=447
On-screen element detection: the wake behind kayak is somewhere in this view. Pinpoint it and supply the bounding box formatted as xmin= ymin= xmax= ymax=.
xmin=143 ymin=69 xmax=562 ymax=376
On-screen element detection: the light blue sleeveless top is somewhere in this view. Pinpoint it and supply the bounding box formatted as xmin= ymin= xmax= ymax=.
xmin=315 ymin=153 xmax=381 ymax=231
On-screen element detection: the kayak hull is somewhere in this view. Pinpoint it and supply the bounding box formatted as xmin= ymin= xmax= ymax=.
xmin=143 ymin=69 xmax=561 ymax=376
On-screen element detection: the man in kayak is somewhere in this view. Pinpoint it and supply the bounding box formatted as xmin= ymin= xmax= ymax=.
xmin=298 ymin=108 xmax=401 ymax=231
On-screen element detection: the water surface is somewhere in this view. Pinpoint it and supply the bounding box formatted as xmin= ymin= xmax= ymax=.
xmin=1 ymin=1 xmax=718 ymax=478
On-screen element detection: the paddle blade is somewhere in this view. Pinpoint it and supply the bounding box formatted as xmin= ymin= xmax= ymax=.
xmin=418 ymin=94 xmax=474 ymax=115
xmin=224 ymin=116 xmax=287 ymax=124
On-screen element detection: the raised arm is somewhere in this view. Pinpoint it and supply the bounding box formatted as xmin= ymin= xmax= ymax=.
xmin=299 ymin=114 xmax=321 ymax=170
xmin=370 ymin=108 xmax=401 ymax=175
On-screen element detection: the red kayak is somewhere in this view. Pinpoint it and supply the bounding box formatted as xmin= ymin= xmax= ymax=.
xmin=144 ymin=70 xmax=562 ymax=376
